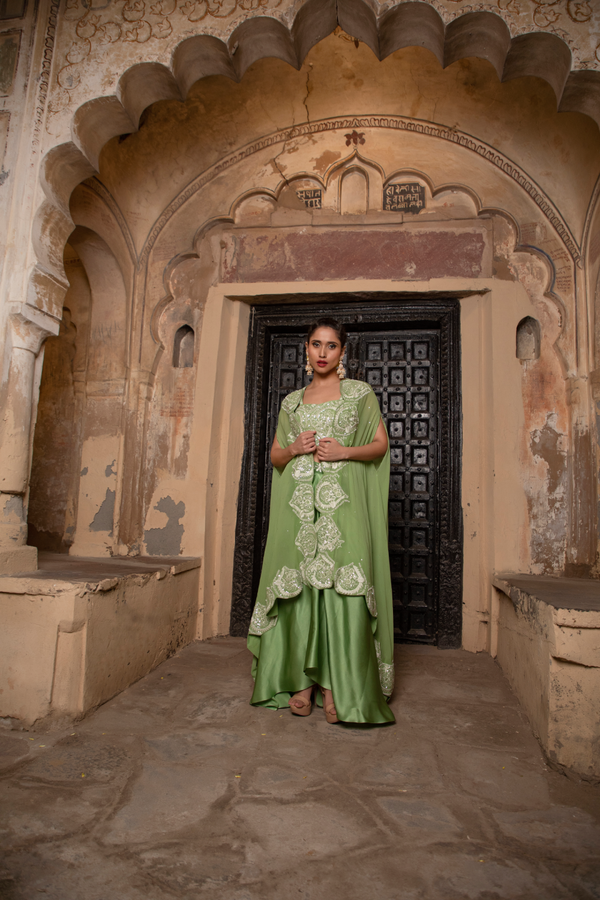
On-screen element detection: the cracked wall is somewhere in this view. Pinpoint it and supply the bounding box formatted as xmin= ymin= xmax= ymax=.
xmin=24 ymin=34 xmax=600 ymax=604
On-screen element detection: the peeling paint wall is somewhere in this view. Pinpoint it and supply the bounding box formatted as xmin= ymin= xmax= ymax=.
xmin=18 ymin=33 xmax=600 ymax=643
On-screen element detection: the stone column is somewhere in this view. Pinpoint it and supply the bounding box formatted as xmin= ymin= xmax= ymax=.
xmin=0 ymin=309 xmax=58 ymax=574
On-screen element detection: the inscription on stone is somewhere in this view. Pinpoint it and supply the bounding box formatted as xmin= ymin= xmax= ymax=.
xmin=384 ymin=183 xmax=425 ymax=214
xmin=296 ymin=189 xmax=322 ymax=209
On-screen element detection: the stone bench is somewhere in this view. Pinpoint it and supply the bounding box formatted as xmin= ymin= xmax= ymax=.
xmin=0 ymin=552 xmax=201 ymax=727
xmin=493 ymin=574 xmax=600 ymax=781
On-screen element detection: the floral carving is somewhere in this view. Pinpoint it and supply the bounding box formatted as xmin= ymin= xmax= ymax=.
xmin=566 ymin=0 xmax=591 ymax=23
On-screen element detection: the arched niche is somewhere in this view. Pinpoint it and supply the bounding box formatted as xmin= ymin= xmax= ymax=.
xmin=173 ymin=325 xmax=195 ymax=368
xmin=516 ymin=316 xmax=541 ymax=361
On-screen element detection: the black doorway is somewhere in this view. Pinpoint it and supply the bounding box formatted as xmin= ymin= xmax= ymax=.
xmin=230 ymin=297 xmax=462 ymax=648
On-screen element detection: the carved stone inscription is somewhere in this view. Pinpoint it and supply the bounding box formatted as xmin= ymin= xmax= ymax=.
xmin=384 ymin=183 xmax=425 ymax=214
xmin=296 ymin=189 xmax=322 ymax=209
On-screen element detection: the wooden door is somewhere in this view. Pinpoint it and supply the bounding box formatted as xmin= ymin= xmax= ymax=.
xmin=231 ymin=298 xmax=462 ymax=647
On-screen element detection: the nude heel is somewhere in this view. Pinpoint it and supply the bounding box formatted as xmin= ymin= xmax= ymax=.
xmin=289 ymin=686 xmax=314 ymax=716
xmin=320 ymin=687 xmax=339 ymax=724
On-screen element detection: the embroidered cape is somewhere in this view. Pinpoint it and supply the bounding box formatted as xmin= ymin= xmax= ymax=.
xmin=248 ymin=379 xmax=395 ymax=697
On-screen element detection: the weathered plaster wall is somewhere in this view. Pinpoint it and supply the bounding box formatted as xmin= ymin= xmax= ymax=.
xmin=0 ymin=0 xmax=596 ymax=685
xmin=44 ymin=0 xmax=600 ymax=156
xmin=19 ymin=29 xmax=597 ymax=658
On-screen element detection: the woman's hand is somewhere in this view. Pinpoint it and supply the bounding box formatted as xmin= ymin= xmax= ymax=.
xmin=316 ymin=419 xmax=388 ymax=464
xmin=315 ymin=437 xmax=347 ymax=463
xmin=271 ymin=431 xmax=316 ymax=467
xmin=291 ymin=430 xmax=317 ymax=457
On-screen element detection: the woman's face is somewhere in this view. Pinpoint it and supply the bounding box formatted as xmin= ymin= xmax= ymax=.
xmin=305 ymin=327 xmax=345 ymax=376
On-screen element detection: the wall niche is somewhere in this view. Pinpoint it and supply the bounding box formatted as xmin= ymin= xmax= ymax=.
xmin=173 ymin=324 xmax=194 ymax=368
xmin=516 ymin=316 xmax=540 ymax=361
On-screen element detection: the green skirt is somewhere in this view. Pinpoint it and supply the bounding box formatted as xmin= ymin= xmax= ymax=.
xmin=248 ymin=585 xmax=395 ymax=725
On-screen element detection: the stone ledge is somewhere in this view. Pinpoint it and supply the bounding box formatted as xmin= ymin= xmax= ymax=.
xmin=0 ymin=552 xmax=202 ymax=595
xmin=0 ymin=553 xmax=202 ymax=725
xmin=0 ymin=545 xmax=38 ymax=577
xmin=493 ymin=573 xmax=600 ymax=780
xmin=494 ymin=573 xmax=600 ymax=617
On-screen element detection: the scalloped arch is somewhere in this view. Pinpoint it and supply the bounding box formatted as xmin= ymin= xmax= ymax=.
xmin=44 ymin=2 xmax=600 ymax=208
xmin=31 ymin=0 xmax=600 ymax=319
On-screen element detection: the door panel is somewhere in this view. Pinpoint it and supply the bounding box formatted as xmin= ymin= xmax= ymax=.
xmin=358 ymin=331 xmax=439 ymax=642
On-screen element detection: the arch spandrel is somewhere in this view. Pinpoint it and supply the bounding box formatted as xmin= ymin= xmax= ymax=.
xmin=52 ymin=43 xmax=599 ymax=264
xmin=30 ymin=4 xmax=600 ymax=376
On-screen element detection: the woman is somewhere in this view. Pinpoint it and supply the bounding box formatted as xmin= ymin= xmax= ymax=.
xmin=247 ymin=318 xmax=395 ymax=724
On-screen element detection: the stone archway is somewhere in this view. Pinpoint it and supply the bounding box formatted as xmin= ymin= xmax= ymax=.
xmin=3 ymin=3 xmax=600 ymax=579
xmin=8 ymin=11 xmax=600 ymax=638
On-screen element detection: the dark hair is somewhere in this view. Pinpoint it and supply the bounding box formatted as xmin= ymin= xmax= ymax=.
xmin=306 ymin=317 xmax=347 ymax=347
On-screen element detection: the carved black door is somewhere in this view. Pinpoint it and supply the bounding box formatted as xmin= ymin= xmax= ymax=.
xmin=231 ymin=299 xmax=462 ymax=647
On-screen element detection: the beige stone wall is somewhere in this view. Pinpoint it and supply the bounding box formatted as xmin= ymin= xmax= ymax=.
xmin=16 ymin=32 xmax=599 ymax=647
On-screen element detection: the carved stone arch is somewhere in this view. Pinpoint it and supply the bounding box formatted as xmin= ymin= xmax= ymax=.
xmin=70 ymin=182 xmax=136 ymax=285
xmin=277 ymin=172 xmax=327 ymax=195
xmin=318 ymin=150 xmax=383 ymax=213
xmin=517 ymin=316 xmax=541 ymax=361
xmin=28 ymin=4 xmax=600 ymax=344
xmin=229 ymin=189 xmax=278 ymax=226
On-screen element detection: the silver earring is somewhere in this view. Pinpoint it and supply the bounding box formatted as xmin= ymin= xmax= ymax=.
xmin=306 ymin=355 xmax=313 ymax=377
xmin=337 ymin=356 xmax=346 ymax=379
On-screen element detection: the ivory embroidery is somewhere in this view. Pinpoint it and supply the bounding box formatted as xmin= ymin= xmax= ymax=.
xmin=335 ymin=562 xmax=368 ymax=596
xmin=295 ymin=523 xmax=318 ymax=559
xmin=289 ymin=484 xmax=315 ymax=522
xmin=315 ymin=515 xmax=344 ymax=551
xmin=375 ymin=639 xmax=394 ymax=698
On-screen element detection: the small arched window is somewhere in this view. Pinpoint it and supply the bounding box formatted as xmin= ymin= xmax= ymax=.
xmin=516 ymin=317 xmax=540 ymax=361
xmin=173 ymin=325 xmax=194 ymax=368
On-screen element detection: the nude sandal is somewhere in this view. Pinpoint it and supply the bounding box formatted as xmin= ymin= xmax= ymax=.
xmin=320 ymin=687 xmax=339 ymax=724
xmin=288 ymin=687 xmax=314 ymax=716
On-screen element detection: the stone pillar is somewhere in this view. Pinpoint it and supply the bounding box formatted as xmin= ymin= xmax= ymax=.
xmin=0 ymin=309 xmax=58 ymax=574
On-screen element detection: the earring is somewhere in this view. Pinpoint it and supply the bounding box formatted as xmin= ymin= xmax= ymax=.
xmin=305 ymin=355 xmax=313 ymax=377
xmin=337 ymin=356 xmax=346 ymax=379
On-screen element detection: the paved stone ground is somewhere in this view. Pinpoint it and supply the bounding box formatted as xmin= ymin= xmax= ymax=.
xmin=1 ymin=639 xmax=599 ymax=900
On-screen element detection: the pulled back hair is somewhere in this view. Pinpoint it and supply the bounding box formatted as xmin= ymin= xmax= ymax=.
xmin=306 ymin=317 xmax=347 ymax=347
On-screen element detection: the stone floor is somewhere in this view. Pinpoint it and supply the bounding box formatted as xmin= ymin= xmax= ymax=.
xmin=1 ymin=639 xmax=599 ymax=900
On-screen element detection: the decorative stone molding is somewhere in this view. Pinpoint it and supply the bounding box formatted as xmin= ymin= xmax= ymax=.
xmin=9 ymin=304 xmax=60 ymax=353
xmin=32 ymin=0 xmax=60 ymax=148
xmin=122 ymin=116 xmax=582 ymax=270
